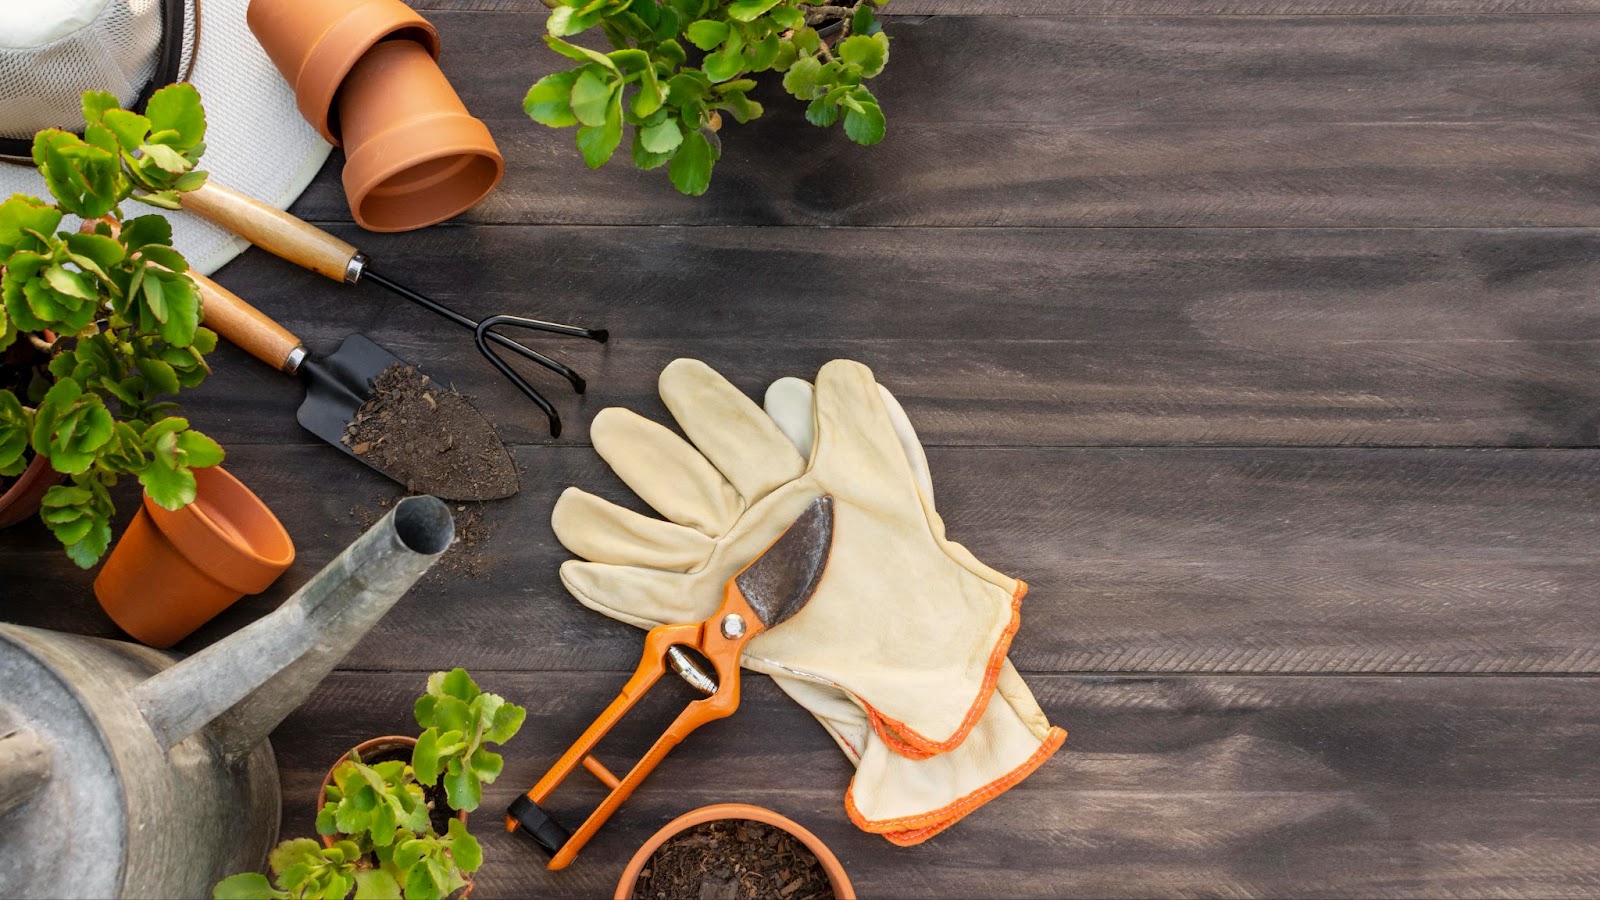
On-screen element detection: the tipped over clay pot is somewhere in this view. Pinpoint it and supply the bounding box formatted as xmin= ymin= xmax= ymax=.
xmin=615 ymin=804 xmax=855 ymax=900
xmin=248 ymin=0 xmax=439 ymax=143
xmin=337 ymin=39 xmax=504 ymax=232
xmin=94 ymin=465 xmax=295 ymax=649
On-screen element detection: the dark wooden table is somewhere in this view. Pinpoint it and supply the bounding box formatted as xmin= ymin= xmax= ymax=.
xmin=9 ymin=1 xmax=1600 ymax=896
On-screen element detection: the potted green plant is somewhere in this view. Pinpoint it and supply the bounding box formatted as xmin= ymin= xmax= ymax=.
xmin=215 ymin=669 xmax=527 ymax=900
xmin=523 ymin=0 xmax=891 ymax=194
xmin=0 ymin=84 xmax=221 ymax=567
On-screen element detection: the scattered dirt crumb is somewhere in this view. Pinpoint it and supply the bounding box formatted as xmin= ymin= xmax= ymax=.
xmin=349 ymin=497 xmax=492 ymax=582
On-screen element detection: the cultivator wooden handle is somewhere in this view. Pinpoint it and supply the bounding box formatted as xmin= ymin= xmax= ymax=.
xmin=190 ymin=270 xmax=305 ymax=373
xmin=506 ymin=579 xmax=768 ymax=871
xmin=184 ymin=181 xmax=363 ymax=283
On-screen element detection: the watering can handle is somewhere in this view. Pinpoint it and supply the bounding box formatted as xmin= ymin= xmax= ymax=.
xmin=183 ymin=181 xmax=364 ymax=284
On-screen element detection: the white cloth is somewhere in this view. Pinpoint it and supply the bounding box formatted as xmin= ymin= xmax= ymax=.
xmin=0 ymin=0 xmax=330 ymax=274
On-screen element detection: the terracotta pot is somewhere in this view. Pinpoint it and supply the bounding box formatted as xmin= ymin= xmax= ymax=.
xmin=247 ymin=0 xmax=440 ymax=144
xmin=94 ymin=465 xmax=294 ymax=649
xmin=318 ymin=736 xmax=473 ymax=897
xmin=614 ymin=804 xmax=855 ymax=900
xmin=336 ymin=39 xmax=503 ymax=232
xmin=0 ymin=454 xmax=63 ymax=530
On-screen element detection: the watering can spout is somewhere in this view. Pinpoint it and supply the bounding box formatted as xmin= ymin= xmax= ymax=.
xmin=130 ymin=496 xmax=454 ymax=756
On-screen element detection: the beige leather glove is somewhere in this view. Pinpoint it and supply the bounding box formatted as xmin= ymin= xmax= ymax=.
xmin=760 ymin=375 xmax=1065 ymax=844
xmin=553 ymin=359 xmax=1065 ymax=843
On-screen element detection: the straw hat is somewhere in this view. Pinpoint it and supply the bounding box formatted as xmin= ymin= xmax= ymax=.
xmin=0 ymin=0 xmax=330 ymax=274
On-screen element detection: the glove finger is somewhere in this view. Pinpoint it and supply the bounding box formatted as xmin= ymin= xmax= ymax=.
xmin=560 ymin=560 xmax=713 ymax=630
xmin=660 ymin=359 xmax=805 ymax=503
xmin=552 ymin=487 xmax=713 ymax=572
xmin=765 ymin=375 xmax=934 ymax=502
xmin=810 ymin=360 xmax=914 ymax=485
xmin=591 ymin=406 xmax=741 ymax=536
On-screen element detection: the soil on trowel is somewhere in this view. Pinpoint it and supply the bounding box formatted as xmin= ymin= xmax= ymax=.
xmin=632 ymin=820 xmax=835 ymax=900
xmin=351 ymin=497 xmax=492 ymax=582
xmin=341 ymin=365 xmax=518 ymax=502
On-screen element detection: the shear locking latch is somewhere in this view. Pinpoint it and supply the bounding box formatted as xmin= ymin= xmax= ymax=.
xmin=508 ymin=795 xmax=572 ymax=858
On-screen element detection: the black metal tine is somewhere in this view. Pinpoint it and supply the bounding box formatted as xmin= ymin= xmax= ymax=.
xmin=477 ymin=315 xmax=588 ymax=394
xmin=360 ymin=268 xmax=606 ymax=392
xmin=475 ymin=317 xmax=562 ymax=438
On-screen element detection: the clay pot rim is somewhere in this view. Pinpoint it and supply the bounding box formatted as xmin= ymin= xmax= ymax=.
xmin=0 ymin=453 xmax=60 ymax=527
xmin=249 ymin=0 xmax=440 ymax=144
xmin=142 ymin=465 xmax=293 ymax=594
xmin=316 ymin=735 xmax=469 ymax=851
xmin=613 ymin=803 xmax=855 ymax=900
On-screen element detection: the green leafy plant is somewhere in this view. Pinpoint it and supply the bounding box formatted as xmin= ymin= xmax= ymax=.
xmin=524 ymin=0 xmax=890 ymax=194
xmin=215 ymin=670 xmax=523 ymax=900
xmin=412 ymin=667 xmax=526 ymax=813
xmin=0 ymin=83 xmax=219 ymax=566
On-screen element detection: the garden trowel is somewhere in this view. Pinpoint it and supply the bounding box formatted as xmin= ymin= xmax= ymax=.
xmin=507 ymin=496 xmax=836 ymax=870
xmin=191 ymin=272 xmax=518 ymax=501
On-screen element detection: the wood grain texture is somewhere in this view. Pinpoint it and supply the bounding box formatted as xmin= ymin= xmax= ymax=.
xmin=7 ymin=444 xmax=1600 ymax=676
xmin=285 ymin=13 xmax=1600 ymax=227
xmin=267 ymin=671 xmax=1600 ymax=899
xmin=404 ymin=1 xmax=1600 ymax=17
xmin=180 ymin=226 xmax=1600 ymax=448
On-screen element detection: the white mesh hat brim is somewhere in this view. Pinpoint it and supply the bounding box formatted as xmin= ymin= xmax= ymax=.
xmin=0 ymin=0 xmax=331 ymax=275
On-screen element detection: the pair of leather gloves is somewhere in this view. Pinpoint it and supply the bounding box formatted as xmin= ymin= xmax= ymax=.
xmin=552 ymin=359 xmax=1065 ymax=845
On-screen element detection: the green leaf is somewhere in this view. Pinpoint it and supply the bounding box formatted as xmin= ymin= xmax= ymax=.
xmin=843 ymin=98 xmax=886 ymax=144
xmin=269 ymin=839 xmax=325 ymax=874
xmin=544 ymin=35 xmax=619 ymax=71
xmin=445 ymin=818 xmax=483 ymax=872
xmin=633 ymin=63 xmax=664 ymax=117
xmin=145 ymin=83 xmax=207 ymax=147
xmin=81 ymin=91 xmax=119 ymax=127
xmin=352 ymin=869 xmax=401 ymax=900
xmin=703 ymin=49 xmax=744 ymax=83
xmin=485 ymin=701 xmax=527 ymax=744
xmin=575 ymin=90 xmax=624 ymax=169
xmin=631 ymin=130 xmax=674 ymax=170
xmin=43 ymin=266 xmax=94 ymax=301
xmin=852 ymin=2 xmax=878 ymax=36
xmin=838 ymin=32 xmax=889 ymax=78
xmin=727 ymin=0 xmax=782 ymax=21
xmin=412 ymin=729 xmax=445 ymax=786
xmin=639 ymin=118 xmax=684 ymax=154
xmin=685 ymin=19 xmax=728 ymax=50
xmin=0 ymin=194 xmax=62 ymax=258
xmin=120 ymin=214 xmax=174 ymax=253
xmin=524 ymin=71 xmax=581 ymax=127
xmin=570 ymin=69 xmax=615 ymax=127
xmin=783 ymin=56 xmax=821 ymax=97
xmin=744 ymin=34 xmax=781 ymax=72
xmin=136 ymin=357 xmax=180 ymax=395
xmin=792 ymin=26 xmax=820 ymax=55
xmin=769 ymin=4 xmax=803 ymax=29
xmin=212 ymin=872 xmax=283 ymax=900
xmin=469 ymin=746 xmax=505 ymax=783
xmin=666 ymin=71 xmax=711 ymax=104
xmin=141 ymin=142 xmax=191 ymax=175
xmin=101 ymin=108 xmax=152 ymax=152
xmin=139 ymin=451 xmax=198 ymax=510
xmin=177 ymin=430 xmax=224 ymax=467
xmin=806 ymin=95 xmax=840 ymax=126
xmin=440 ymin=668 xmax=479 ymax=701
xmin=443 ymin=761 xmax=483 ymax=813
xmin=668 ymin=129 xmax=714 ymax=195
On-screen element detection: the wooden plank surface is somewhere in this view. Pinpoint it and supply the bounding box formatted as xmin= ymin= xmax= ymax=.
xmin=8 ymin=444 xmax=1600 ymax=676
xmin=270 ymin=672 xmax=1600 ymax=898
xmin=283 ymin=13 xmax=1600 ymax=227
xmin=6 ymin=4 xmax=1599 ymax=897
xmin=186 ymin=224 xmax=1600 ymax=449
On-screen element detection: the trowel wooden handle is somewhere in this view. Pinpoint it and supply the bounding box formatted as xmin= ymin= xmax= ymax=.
xmin=184 ymin=180 xmax=363 ymax=284
xmin=190 ymin=271 xmax=305 ymax=374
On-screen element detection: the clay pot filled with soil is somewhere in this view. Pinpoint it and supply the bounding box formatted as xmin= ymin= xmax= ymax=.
xmin=617 ymin=804 xmax=853 ymax=900
xmin=0 ymin=335 xmax=60 ymax=530
xmin=318 ymin=736 xmax=470 ymax=844
xmin=94 ymin=465 xmax=295 ymax=649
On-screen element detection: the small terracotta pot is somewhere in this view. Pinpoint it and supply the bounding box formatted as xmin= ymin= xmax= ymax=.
xmin=614 ymin=804 xmax=855 ymax=900
xmin=94 ymin=465 xmax=294 ymax=649
xmin=0 ymin=454 xmax=63 ymax=530
xmin=248 ymin=0 xmax=440 ymax=144
xmin=336 ymin=39 xmax=504 ymax=232
xmin=319 ymin=736 xmax=473 ymax=897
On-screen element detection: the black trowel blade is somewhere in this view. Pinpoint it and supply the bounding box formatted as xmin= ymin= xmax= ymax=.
xmin=295 ymin=333 xmax=403 ymax=460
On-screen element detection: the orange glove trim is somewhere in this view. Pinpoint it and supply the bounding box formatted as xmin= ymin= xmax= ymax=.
xmin=862 ymin=581 xmax=1028 ymax=760
xmin=844 ymin=723 xmax=1067 ymax=846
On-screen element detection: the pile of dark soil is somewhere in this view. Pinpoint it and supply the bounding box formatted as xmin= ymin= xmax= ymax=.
xmin=633 ymin=819 xmax=835 ymax=900
xmin=341 ymin=365 xmax=518 ymax=502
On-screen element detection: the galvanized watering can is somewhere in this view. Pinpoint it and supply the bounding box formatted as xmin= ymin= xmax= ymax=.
xmin=0 ymin=495 xmax=454 ymax=899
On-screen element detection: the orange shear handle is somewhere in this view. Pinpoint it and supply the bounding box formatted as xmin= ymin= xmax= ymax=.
xmin=507 ymin=579 xmax=765 ymax=870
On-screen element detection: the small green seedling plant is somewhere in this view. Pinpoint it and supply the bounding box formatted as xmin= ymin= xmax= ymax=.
xmin=0 ymin=83 xmax=219 ymax=566
xmin=215 ymin=670 xmax=525 ymax=900
xmin=524 ymin=0 xmax=891 ymax=194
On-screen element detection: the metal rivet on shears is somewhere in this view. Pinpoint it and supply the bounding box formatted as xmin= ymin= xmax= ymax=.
xmin=720 ymin=614 xmax=747 ymax=640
